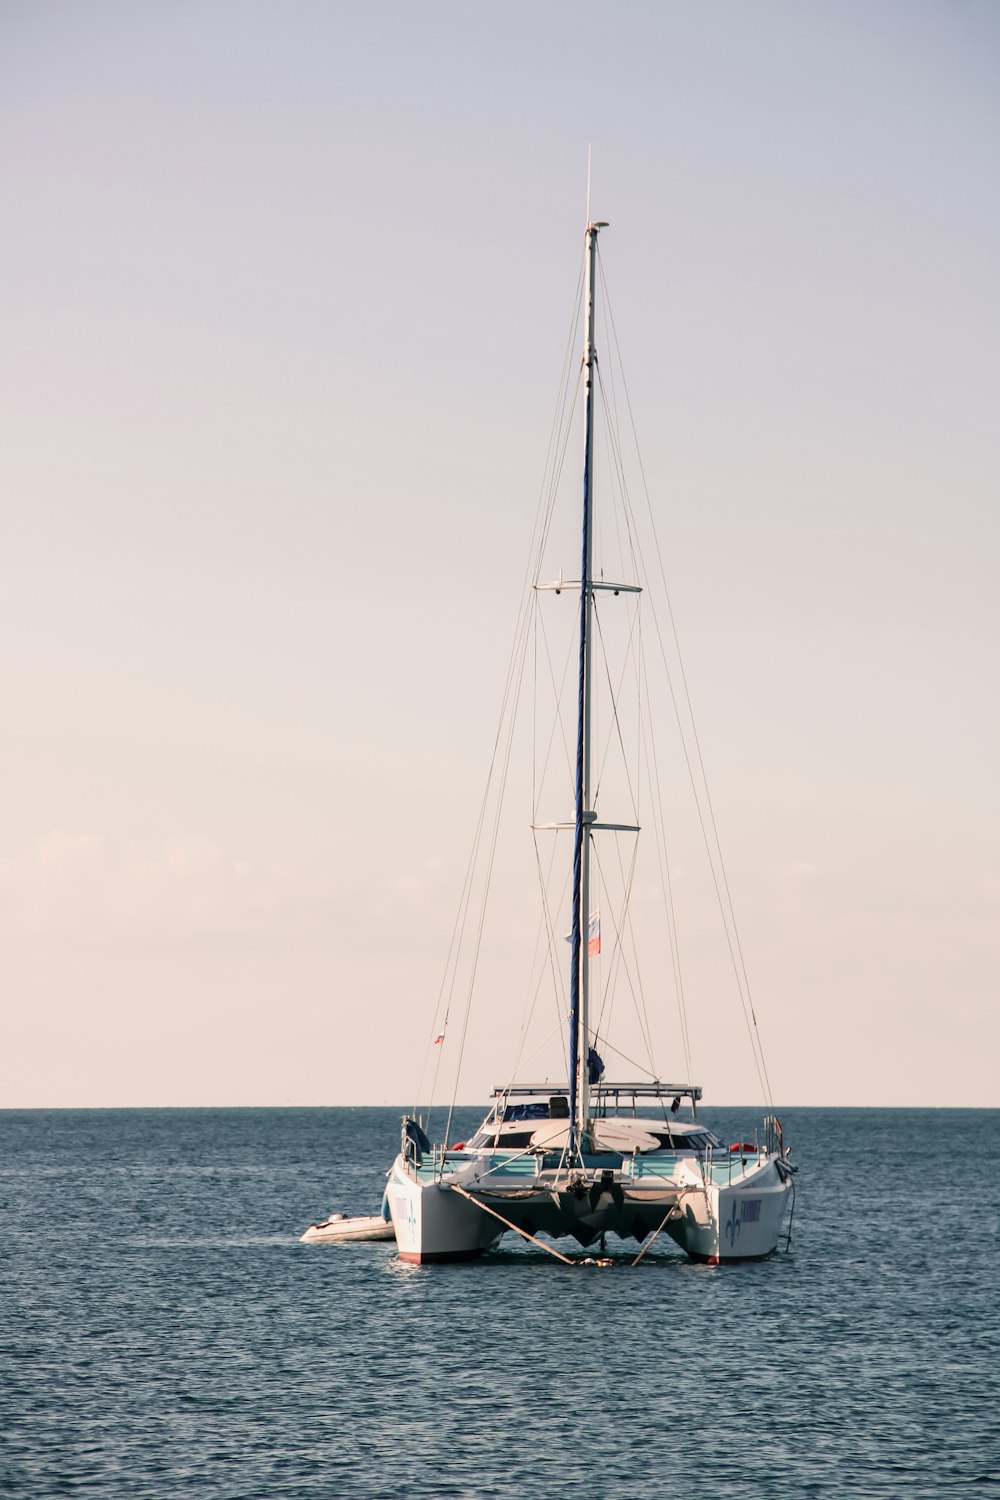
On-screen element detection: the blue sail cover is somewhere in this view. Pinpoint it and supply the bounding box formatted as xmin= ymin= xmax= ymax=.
xmin=500 ymin=1103 xmax=551 ymax=1123
xmin=568 ymin=311 xmax=595 ymax=1138
xmin=587 ymin=1048 xmax=605 ymax=1085
xmin=404 ymin=1118 xmax=432 ymax=1158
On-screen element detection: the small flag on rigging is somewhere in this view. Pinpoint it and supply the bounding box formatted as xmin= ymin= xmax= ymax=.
xmin=564 ymin=912 xmax=601 ymax=957
xmin=433 ymin=1033 xmax=444 ymax=1045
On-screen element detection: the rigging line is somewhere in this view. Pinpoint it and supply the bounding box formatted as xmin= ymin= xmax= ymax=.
xmin=646 ymin=601 xmax=767 ymax=1096
xmin=424 ymin=786 xmax=504 ymax=1126
xmin=591 ymin=595 xmax=641 ymax=816
xmin=597 ymin=377 xmax=692 ymax=1085
xmin=595 ymin=358 xmax=641 ymax=581
xmin=610 ymin=830 xmax=658 ymax=1076
xmin=431 ymin=582 xmax=532 ymax=1021
xmin=532 ymin=597 xmax=537 ymax=815
xmin=533 ymin=596 xmax=578 ymax=814
xmin=434 ymin=345 xmax=583 ymax=1126
xmin=630 ymin=567 xmax=768 ymax=1100
xmin=602 ymin=276 xmax=773 ymax=1106
xmin=596 ymin=253 xmax=624 ymax=449
xmin=435 ymin=281 xmax=587 ymax=1132
xmin=589 ymin=837 xmax=653 ymax=1074
xmin=637 ymin=640 xmax=695 ymax=1085
xmin=610 ymin=417 xmax=767 ymax=1101
xmin=476 ymin=1092 xmax=574 ymax=1193
xmin=630 ymin=1201 xmax=680 ymax=1267
xmin=417 ymin=681 xmax=519 ymax=1115
xmin=588 ymin=844 xmax=620 ymax=1046
xmin=449 ymin=1186 xmax=576 ymax=1265
xmin=444 ymin=614 xmax=533 ymax=1147
xmin=596 ymin=435 xmax=629 ymax=606
xmin=534 ymin=268 xmax=587 ymax=584
xmin=535 ymin=257 xmax=587 ymax=566
xmin=474 ymin=1112 xmax=569 ymax=1177
xmin=591 ymin=347 xmax=632 ymax=597
xmin=421 ymin=604 xmax=539 ymax=1033
xmin=497 ymin=1015 xmax=572 ymax=1112
xmin=588 ymin=833 xmax=629 ymax=1043
xmin=631 ymin=609 xmax=692 ymax=1084
xmin=532 ymin=832 xmax=571 ymax=1034
xmin=596 ymin=300 xmax=693 ymax=1091
xmin=604 ymin=450 xmax=629 ymax=598
xmin=592 ymin=832 xmax=657 ymax=1076
xmin=417 ymin=771 xmax=495 ymax=1118
xmin=591 ymin=1030 xmax=661 ymax=1081
xmin=515 ymin=858 xmax=561 ymax=1063
xmin=441 ymin=571 xmax=542 ymax=1136
xmin=541 ymin=374 xmax=580 ymax=563
xmin=593 ymin=852 xmax=632 ymax=1050
xmin=534 ymin=364 xmax=585 ymax=594
xmin=448 ymin=535 xmax=560 ymax=960
xmin=595 ymin=247 xmax=623 ymax=431
xmin=523 ymin=834 xmax=568 ymax=1048
xmin=510 ymin=288 xmax=583 ymax=769
xmin=533 ymin=601 xmax=577 ymax=831
xmin=451 ymin=473 xmax=560 ymax=1030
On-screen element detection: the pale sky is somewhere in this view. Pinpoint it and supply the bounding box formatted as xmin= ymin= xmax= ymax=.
xmin=2 ymin=1 xmax=998 ymax=1109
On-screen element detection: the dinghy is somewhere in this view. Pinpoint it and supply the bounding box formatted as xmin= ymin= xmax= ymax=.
xmin=300 ymin=1212 xmax=395 ymax=1244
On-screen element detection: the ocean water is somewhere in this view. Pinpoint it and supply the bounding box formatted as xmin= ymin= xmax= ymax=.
xmin=3 ymin=1106 xmax=998 ymax=1499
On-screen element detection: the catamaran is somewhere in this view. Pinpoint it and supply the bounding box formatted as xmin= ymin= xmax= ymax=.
xmin=387 ymin=217 xmax=795 ymax=1264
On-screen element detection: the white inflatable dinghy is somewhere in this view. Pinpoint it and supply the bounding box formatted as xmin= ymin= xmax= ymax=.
xmin=300 ymin=1212 xmax=396 ymax=1244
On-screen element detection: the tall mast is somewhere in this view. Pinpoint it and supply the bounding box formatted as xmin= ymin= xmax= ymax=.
xmin=568 ymin=217 xmax=606 ymax=1154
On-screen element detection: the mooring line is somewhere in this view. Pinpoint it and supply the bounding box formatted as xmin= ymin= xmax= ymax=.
xmin=449 ymin=1183 xmax=576 ymax=1265
xmin=630 ymin=1197 xmax=681 ymax=1267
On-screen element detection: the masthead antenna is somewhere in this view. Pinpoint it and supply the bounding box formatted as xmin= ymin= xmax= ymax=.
xmin=586 ymin=143 xmax=592 ymax=225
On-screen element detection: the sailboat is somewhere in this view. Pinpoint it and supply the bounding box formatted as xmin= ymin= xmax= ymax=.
xmin=387 ymin=218 xmax=795 ymax=1265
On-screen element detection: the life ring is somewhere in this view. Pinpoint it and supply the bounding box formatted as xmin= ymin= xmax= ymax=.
xmin=729 ymin=1142 xmax=758 ymax=1153
xmin=450 ymin=1141 xmax=466 ymax=1151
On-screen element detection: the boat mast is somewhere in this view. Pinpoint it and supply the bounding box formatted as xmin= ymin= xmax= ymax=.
xmin=568 ymin=217 xmax=606 ymax=1154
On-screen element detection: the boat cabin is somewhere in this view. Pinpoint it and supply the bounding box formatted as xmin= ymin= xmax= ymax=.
xmin=462 ymin=1081 xmax=723 ymax=1156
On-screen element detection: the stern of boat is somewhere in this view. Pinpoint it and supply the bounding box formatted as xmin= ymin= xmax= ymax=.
xmin=665 ymin=1153 xmax=792 ymax=1263
xmin=386 ymin=1153 xmax=504 ymax=1264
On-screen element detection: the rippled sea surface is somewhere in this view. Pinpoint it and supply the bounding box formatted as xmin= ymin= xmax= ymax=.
xmin=3 ymin=1106 xmax=999 ymax=1498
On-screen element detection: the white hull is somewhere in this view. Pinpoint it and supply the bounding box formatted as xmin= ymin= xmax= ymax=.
xmin=387 ymin=1149 xmax=791 ymax=1265
xmin=664 ymin=1161 xmax=791 ymax=1264
xmin=387 ymin=1159 xmax=504 ymax=1262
